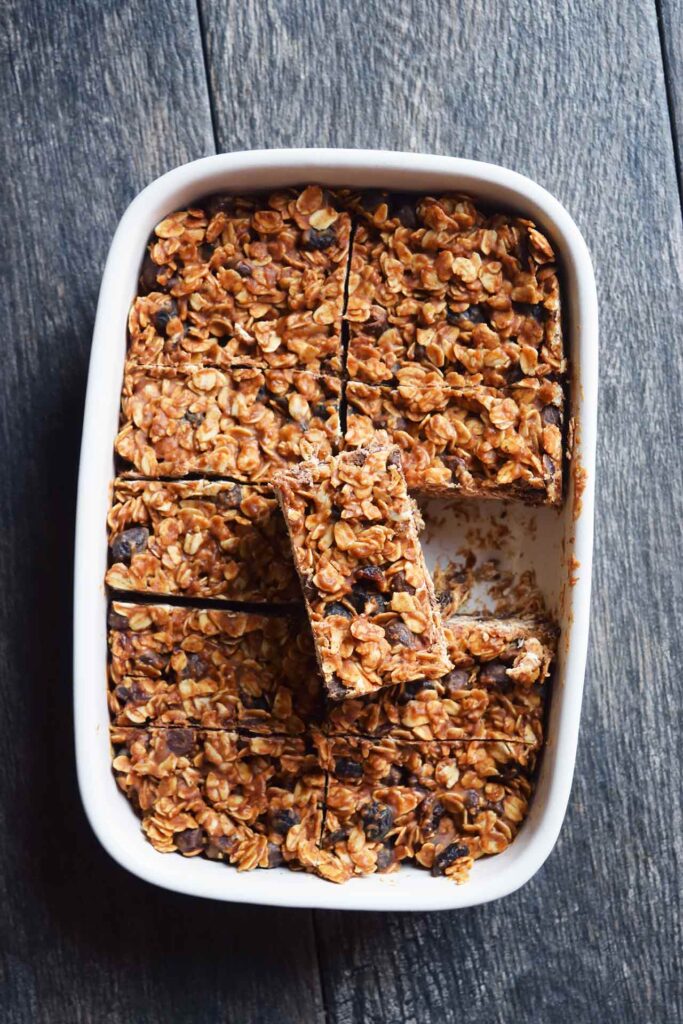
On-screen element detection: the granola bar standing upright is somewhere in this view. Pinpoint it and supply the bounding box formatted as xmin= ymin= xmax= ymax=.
xmin=273 ymin=444 xmax=451 ymax=701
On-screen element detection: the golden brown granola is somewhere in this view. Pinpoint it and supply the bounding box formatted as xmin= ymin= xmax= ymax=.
xmin=315 ymin=734 xmax=534 ymax=883
xmin=105 ymin=478 xmax=299 ymax=602
xmin=111 ymin=727 xmax=325 ymax=873
xmin=345 ymin=368 xmax=563 ymax=502
xmin=324 ymin=616 xmax=556 ymax=746
xmin=115 ymin=365 xmax=341 ymax=481
xmin=107 ymin=602 xmax=322 ymax=735
xmin=341 ymin=191 xmax=564 ymax=387
xmin=273 ymin=445 xmax=451 ymax=700
xmin=128 ymin=186 xmax=350 ymax=374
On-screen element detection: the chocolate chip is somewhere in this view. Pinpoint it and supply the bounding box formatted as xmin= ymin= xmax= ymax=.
xmin=216 ymin=484 xmax=243 ymax=510
xmin=303 ymin=227 xmax=337 ymax=251
xmin=139 ymin=250 xmax=161 ymax=294
xmin=376 ymin=844 xmax=396 ymax=872
xmin=204 ymin=194 xmax=234 ymax=218
xmin=361 ymin=801 xmax=395 ymax=841
xmin=447 ymin=303 xmax=488 ymax=325
xmin=391 ymin=193 xmax=418 ymax=228
xmin=479 ymin=661 xmax=509 ymax=686
xmin=334 ymin=757 xmax=363 ymax=781
xmin=107 ymin=608 xmax=129 ymax=630
xmin=111 ymin=526 xmax=149 ymax=565
xmin=384 ymin=620 xmax=416 ymax=647
xmin=181 ymin=653 xmax=209 ymax=679
xmin=183 ymin=410 xmax=204 ymax=427
xmin=323 ymin=828 xmax=349 ymax=848
xmin=364 ymin=306 xmax=388 ymax=336
xmin=390 ymin=570 xmax=415 ymax=595
xmin=514 ymin=301 xmax=545 ymax=321
xmin=268 ymin=808 xmax=300 ymax=836
xmin=542 ymin=405 xmax=561 ymax=426
xmin=153 ymin=299 xmax=179 ymax=334
xmin=165 ymin=728 xmax=194 ymax=755
xmin=354 ymin=565 xmax=385 ymax=590
xmin=397 ymin=679 xmax=434 ymax=705
xmin=206 ymin=834 xmax=237 ymax=860
xmin=175 ymin=828 xmax=205 ymax=854
xmin=266 ymin=842 xmax=285 ymax=868
xmin=442 ymin=669 xmax=470 ymax=696
xmin=138 ymin=651 xmax=168 ymax=672
xmin=431 ymin=842 xmax=469 ymax=876
xmin=324 ymin=601 xmax=354 ymax=619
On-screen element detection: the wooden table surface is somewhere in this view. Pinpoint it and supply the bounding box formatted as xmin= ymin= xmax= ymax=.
xmin=1 ymin=3 xmax=681 ymax=1022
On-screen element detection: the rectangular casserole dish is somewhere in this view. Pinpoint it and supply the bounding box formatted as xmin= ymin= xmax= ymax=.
xmin=74 ymin=149 xmax=598 ymax=911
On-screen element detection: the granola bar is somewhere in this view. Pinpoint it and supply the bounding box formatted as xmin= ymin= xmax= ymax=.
xmin=343 ymin=191 xmax=564 ymax=387
xmin=111 ymin=727 xmax=325 ymax=872
xmin=115 ymin=365 xmax=341 ymax=481
xmin=107 ymin=602 xmax=322 ymax=735
xmin=325 ymin=616 xmax=556 ymax=746
xmin=105 ymin=478 xmax=299 ymax=603
xmin=273 ymin=445 xmax=451 ymax=701
xmin=345 ymin=369 xmax=563 ymax=502
xmin=128 ymin=186 xmax=351 ymax=374
xmin=316 ymin=734 xmax=534 ymax=883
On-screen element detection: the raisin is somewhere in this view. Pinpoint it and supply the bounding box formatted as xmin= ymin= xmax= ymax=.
xmin=431 ymin=842 xmax=469 ymax=876
xmin=139 ymin=249 xmax=161 ymax=294
xmin=361 ymin=801 xmax=395 ymax=841
xmin=266 ymin=843 xmax=284 ymax=868
xmin=324 ymin=601 xmax=354 ymax=619
xmin=364 ymin=306 xmax=388 ymax=336
xmin=542 ymin=405 xmax=561 ymax=426
xmin=442 ymin=669 xmax=470 ymax=696
xmin=110 ymin=526 xmax=149 ymax=565
xmin=181 ymin=653 xmax=208 ymax=679
xmin=183 ymin=410 xmax=204 ymax=427
xmin=354 ymin=565 xmax=385 ymax=590
xmin=153 ymin=299 xmax=179 ymax=334
xmin=390 ymin=570 xmax=415 ymax=594
xmin=303 ymin=227 xmax=337 ymax=251
xmin=107 ymin=608 xmax=129 ymax=630
xmin=418 ymin=795 xmax=445 ymax=837
xmin=376 ymin=844 xmax=396 ymax=872
xmin=479 ymin=661 xmax=509 ymax=686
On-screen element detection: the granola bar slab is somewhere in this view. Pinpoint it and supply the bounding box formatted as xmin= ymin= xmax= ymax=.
xmin=128 ymin=186 xmax=351 ymax=374
xmin=111 ymin=727 xmax=325 ymax=872
xmin=115 ymin=365 xmax=341 ymax=482
xmin=273 ymin=445 xmax=451 ymax=701
xmin=105 ymin=478 xmax=299 ymax=603
xmin=325 ymin=616 xmax=556 ymax=746
xmin=107 ymin=602 xmax=322 ymax=735
xmin=316 ymin=734 xmax=534 ymax=883
xmin=343 ymin=192 xmax=564 ymax=387
xmin=345 ymin=369 xmax=563 ymax=503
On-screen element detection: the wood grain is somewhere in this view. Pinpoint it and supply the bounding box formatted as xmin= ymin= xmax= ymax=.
xmin=0 ymin=3 xmax=323 ymax=1023
xmin=201 ymin=1 xmax=683 ymax=1021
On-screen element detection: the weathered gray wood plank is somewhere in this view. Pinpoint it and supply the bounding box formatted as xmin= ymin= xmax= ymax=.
xmin=203 ymin=2 xmax=683 ymax=1021
xmin=658 ymin=0 xmax=683 ymax=190
xmin=0 ymin=3 xmax=323 ymax=1023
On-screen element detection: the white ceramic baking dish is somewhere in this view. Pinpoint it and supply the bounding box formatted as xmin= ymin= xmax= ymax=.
xmin=74 ymin=149 xmax=598 ymax=911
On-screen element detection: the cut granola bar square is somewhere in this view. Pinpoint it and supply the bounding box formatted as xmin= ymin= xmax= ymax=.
xmin=316 ymin=734 xmax=535 ymax=883
xmin=273 ymin=444 xmax=451 ymax=701
xmin=128 ymin=186 xmax=351 ymax=374
xmin=105 ymin=478 xmax=299 ymax=603
xmin=115 ymin=365 xmax=341 ymax=482
xmin=345 ymin=370 xmax=563 ymax=503
xmin=324 ymin=616 xmax=556 ymax=747
xmin=343 ymin=192 xmax=564 ymax=388
xmin=111 ymin=727 xmax=326 ymax=873
xmin=107 ymin=602 xmax=322 ymax=735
